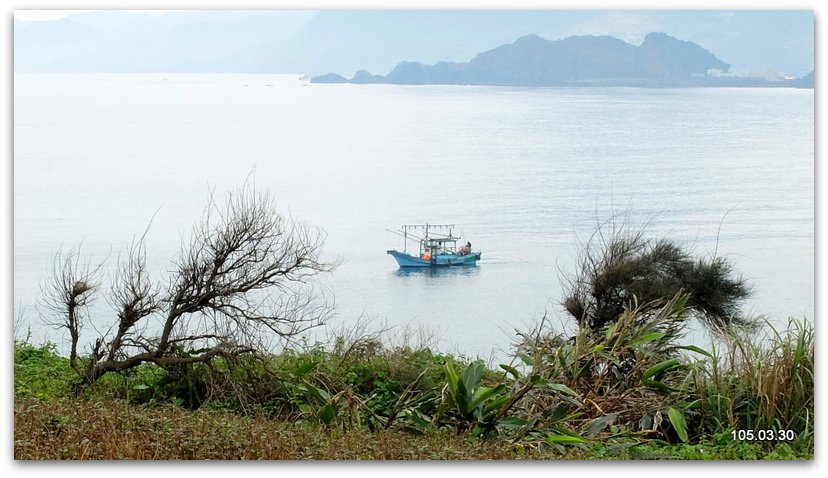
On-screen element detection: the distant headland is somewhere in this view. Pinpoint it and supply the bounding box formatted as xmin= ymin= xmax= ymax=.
xmin=311 ymin=32 xmax=814 ymax=88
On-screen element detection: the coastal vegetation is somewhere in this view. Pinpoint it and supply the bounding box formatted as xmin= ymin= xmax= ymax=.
xmin=13 ymin=313 xmax=814 ymax=460
xmin=14 ymin=189 xmax=814 ymax=460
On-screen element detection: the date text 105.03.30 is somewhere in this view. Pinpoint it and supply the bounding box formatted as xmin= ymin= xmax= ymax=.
xmin=732 ymin=429 xmax=797 ymax=441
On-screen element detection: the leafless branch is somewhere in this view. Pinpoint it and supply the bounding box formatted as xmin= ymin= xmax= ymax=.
xmin=42 ymin=183 xmax=334 ymax=388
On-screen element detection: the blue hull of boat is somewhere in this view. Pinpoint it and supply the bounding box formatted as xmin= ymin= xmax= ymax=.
xmin=387 ymin=250 xmax=481 ymax=268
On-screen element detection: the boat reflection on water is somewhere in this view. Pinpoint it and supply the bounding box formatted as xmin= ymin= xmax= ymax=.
xmin=392 ymin=264 xmax=481 ymax=279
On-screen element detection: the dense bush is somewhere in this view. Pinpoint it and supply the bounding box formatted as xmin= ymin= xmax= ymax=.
xmin=14 ymin=342 xmax=76 ymax=400
xmin=518 ymin=294 xmax=698 ymax=443
xmin=563 ymin=224 xmax=750 ymax=330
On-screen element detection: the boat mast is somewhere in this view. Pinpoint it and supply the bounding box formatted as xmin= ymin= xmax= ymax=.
xmin=393 ymin=224 xmax=456 ymax=258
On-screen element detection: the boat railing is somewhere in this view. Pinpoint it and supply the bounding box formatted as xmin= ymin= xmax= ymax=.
xmin=387 ymin=223 xmax=459 ymax=255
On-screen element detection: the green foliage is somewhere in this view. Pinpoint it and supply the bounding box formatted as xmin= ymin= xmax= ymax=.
xmin=14 ymin=305 xmax=814 ymax=458
xmin=14 ymin=342 xmax=77 ymax=399
xmin=83 ymin=361 xmax=208 ymax=408
xmin=520 ymin=293 xmax=696 ymax=445
xmin=545 ymin=433 xmax=586 ymax=445
xmin=436 ymin=359 xmax=514 ymax=434
xmin=667 ymin=408 xmax=688 ymax=443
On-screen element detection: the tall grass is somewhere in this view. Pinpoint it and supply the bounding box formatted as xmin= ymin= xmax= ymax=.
xmin=693 ymin=318 xmax=814 ymax=450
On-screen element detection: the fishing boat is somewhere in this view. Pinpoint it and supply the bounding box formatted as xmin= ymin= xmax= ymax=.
xmin=386 ymin=224 xmax=481 ymax=268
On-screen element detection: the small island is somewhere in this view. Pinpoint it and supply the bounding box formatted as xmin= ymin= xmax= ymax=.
xmin=313 ymin=32 xmax=814 ymax=88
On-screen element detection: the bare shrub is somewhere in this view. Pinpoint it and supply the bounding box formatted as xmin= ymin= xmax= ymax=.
xmin=42 ymin=184 xmax=334 ymax=388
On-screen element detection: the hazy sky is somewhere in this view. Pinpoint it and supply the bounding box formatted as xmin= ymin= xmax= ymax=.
xmin=14 ymin=10 xmax=170 ymax=21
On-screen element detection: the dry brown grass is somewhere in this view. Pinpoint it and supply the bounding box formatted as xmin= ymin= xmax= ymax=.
xmin=14 ymin=396 xmax=548 ymax=460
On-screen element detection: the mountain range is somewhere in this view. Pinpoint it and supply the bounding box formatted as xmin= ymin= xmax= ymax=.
xmin=14 ymin=10 xmax=814 ymax=77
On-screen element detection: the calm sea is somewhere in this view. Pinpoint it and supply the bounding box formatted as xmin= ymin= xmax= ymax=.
xmin=13 ymin=73 xmax=814 ymax=359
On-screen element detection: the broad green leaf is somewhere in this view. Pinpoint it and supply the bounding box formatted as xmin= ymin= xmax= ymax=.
xmin=444 ymin=361 xmax=460 ymax=398
xmin=517 ymin=353 xmax=535 ymax=367
xmin=132 ymin=384 xmax=149 ymax=390
xmin=318 ymin=403 xmax=337 ymax=425
xmin=545 ymin=434 xmax=586 ymax=445
xmin=302 ymin=381 xmax=331 ymax=403
xmin=481 ymin=394 xmax=511 ymax=416
xmin=455 ymin=374 xmax=470 ymax=412
xmin=472 ymin=385 xmax=494 ymax=401
xmin=294 ymin=361 xmax=317 ymax=378
xmin=548 ymin=383 xmax=579 ymax=397
xmin=562 ymin=412 xmax=585 ymax=421
xmin=499 ymin=364 xmax=521 ymax=379
xmin=498 ymin=417 xmax=528 ymax=429
xmin=667 ymin=407 xmax=688 ymax=443
xmin=402 ymin=409 xmax=433 ymax=431
xmin=642 ymin=358 xmax=681 ymax=380
xmin=586 ymin=413 xmax=617 ymax=437
xmin=469 ymin=384 xmax=506 ymax=411
xmin=632 ymin=332 xmax=667 ymax=346
xmin=678 ymin=345 xmax=713 ymax=358
xmin=462 ymin=361 xmax=485 ymax=396
xmin=642 ymin=379 xmax=674 ymax=393
xmin=316 ymin=386 xmax=332 ymax=402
